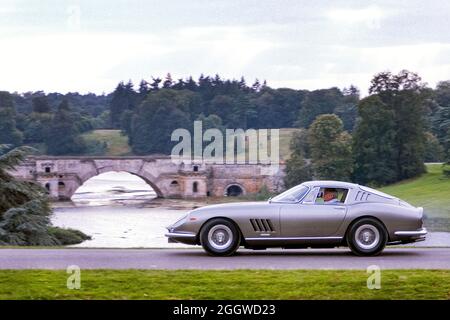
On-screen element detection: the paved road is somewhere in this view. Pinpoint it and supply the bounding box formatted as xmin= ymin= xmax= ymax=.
xmin=0 ymin=248 xmax=449 ymax=270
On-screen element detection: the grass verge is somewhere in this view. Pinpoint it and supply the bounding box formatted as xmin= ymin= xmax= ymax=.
xmin=0 ymin=269 xmax=449 ymax=300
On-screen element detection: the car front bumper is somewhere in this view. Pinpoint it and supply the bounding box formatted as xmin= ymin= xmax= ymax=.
xmin=165 ymin=231 xmax=197 ymax=244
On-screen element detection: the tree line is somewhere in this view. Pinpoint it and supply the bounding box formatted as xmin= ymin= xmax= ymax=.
xmin=285 ymin=70 xmax=450 ymax=187
xmin=0 ymin=70 xmax=449 ymax=186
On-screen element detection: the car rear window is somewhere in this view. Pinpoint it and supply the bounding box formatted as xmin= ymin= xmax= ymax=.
xmin=359 ymin=186 xmax=395 ymax=199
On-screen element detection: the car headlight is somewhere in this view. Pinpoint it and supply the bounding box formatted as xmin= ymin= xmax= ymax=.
xmin=169 ymin=213 xmax=189 ymax=229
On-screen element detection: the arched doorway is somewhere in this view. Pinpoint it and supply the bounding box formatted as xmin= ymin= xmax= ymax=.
xmin=226 ymin=184 xmax=244 ymax=197
xmin=72 ymin=171 xmax=158 ymax=206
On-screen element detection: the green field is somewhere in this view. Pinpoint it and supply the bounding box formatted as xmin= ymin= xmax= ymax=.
xmin=379 ymin=164 xmax=450 ymax=231
xmin=0 ymin=269 xmax=448 ymax=300
xmin=82 ymin=129 xmax=131 ymax=156
xmin=82 ymin=128 xmax=298 ymax=159
xmin=277 ymin=128 xmax=301 ymax=160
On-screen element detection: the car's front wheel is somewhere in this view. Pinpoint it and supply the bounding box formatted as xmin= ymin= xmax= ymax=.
xmin=200 ymin=218 xmax=241 ymax=256
xmin=347 ymin=218 xmax=387 ymax=256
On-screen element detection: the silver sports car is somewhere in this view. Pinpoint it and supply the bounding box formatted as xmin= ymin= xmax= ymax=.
xmin=165 ymin=181 xmax=427 ymax=256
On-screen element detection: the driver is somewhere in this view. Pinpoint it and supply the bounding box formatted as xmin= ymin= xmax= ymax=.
xmin=323 ymin=188 xmax=340 ymax=204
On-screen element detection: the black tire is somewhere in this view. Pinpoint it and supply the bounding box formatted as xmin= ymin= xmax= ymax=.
xmin=200 ymin=218 xmax=241 ymax=256
xmin=346 ymin=218 xmax=387 ymax=256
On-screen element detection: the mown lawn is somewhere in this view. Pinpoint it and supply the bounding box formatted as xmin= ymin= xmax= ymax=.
xmin=0 ymin=269 xmax=449 ymax=300
xmin=82 ymin=129 xmax=131 ymax=156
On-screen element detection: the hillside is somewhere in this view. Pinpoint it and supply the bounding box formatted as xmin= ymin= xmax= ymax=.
xmin=82 ymin=130 xmax=131 ymax=156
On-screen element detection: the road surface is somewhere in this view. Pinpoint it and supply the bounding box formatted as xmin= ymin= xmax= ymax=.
xmin=0 ymin=248 xmax=449 ymax=270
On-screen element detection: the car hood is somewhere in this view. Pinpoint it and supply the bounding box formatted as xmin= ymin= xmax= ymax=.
xmin=191 ymin=201 xmax=270 ymax=214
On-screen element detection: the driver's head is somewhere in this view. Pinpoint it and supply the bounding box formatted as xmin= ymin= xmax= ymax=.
xmin=323 ymin=188 xmax=338 ymax=202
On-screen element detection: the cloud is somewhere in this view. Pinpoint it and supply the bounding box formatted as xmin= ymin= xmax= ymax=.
xmin=0 ymin=1 xmax=449 ymax=94
xmin=326 ymin=5 xmax=387 ymax=29
xmin=254 ymin=42 xmax=450 ymax=95
xmin=0 ymin=26 xmax=275 ymax=93
xmin=0 ymin=32 xmax=165 ymax=93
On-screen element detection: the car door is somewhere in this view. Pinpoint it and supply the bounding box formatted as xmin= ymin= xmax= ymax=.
xmin=280 ymin=186 xmax=348 ymax=237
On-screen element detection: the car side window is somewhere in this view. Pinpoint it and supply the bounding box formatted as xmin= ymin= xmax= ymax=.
xmin=302 ymin=187 xmax=319 ymax=204
xmin=314 ymin=187 xmax=349 ymax=205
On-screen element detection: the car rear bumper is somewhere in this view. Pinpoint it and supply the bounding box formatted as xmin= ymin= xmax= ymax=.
xmin=389 ymin=227 xmax=427 ymax=245
xmin=394 ymin=227 xmax=427 ymax=237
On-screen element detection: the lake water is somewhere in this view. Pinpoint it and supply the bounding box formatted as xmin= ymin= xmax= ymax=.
xmin=51 ymin=172 xmax=450 ymax=248
xmin=51 ymin=172 xmax=191 ymax=248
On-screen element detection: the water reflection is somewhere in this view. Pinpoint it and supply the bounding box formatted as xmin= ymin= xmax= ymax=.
xmin=71 ymin=172 xmax=157 ymax=206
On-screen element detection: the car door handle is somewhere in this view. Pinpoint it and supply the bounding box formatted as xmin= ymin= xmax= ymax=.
xmin=333 ymin=206 xmax=345 ymax=210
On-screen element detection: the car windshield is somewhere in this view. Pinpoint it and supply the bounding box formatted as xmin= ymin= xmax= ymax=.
xmin=271 ymin=185 xmax=309 ymax=203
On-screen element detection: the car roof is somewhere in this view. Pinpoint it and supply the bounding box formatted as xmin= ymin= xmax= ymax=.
xmin=302 ymin=180 xmax=360 ymax=189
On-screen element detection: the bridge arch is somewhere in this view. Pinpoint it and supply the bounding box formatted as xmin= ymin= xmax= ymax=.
xmin=225 ymin=183 xmax=246 ymax=197
xmin=69 ymin=170 xmax=164 ymax=200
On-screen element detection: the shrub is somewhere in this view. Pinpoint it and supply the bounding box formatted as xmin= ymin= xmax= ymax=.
xmin=48 ymin=227 xmax=91 ymax=245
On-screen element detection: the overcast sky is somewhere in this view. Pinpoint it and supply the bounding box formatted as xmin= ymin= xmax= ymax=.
xmin=1 ymin=0 xmax=450 ymax=95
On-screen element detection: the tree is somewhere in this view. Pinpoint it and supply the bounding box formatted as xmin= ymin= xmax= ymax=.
xmin=251 ymin=79 xmax=261 ymax=92
xmin=0 ymin=146 xmax=56 ymax=245
xmin=23 ymin=112 xmax=52 ymax=143
xmin=432 ymin=81 xmax=450 ymax=163
xmin=284 ymin=129 xmax=312 ymax=188
xmin=423 ymin=132 xmax=444 ymax=162
xmin=0 ymin=91 xmax=23 ymax=147
xmin=32 ymin=96 xmax=52 ymax=113
xmin=120 ymin=109 xmax=134 ymax=137
xmin=130 ymin=90 xmax=191 ymax=154
xmin=284 ymin=153 xmax=312 ymax=189
xmin=0 ymin=146 xmax=89 ymax=245
xmin=197 ymin=114 xmax=225 ymax=132
xmin=369 ymin=70 xmax=427 ymax=180
xmin=138 ymin=79 xmax=150 ymax=97
xmin=352 ymin=96 xmax=397 ymax=185
xmin=308 ymin=114 xmax=353 ymax=180
xmin=296 ymin=88 xmax=345 ymax=128
xmin=46 ymin=100 xmax=86 ymax=155
xmin=163 ymin=73 xmax=174 ymax=88
xmin=150 ymin=77 xmax=162 ymax=91
xmin=184 ymin=76 xmax=197 ymax=91
xmin=340 ymin=84 xmax=360 ymax=133
xmin=109 ymin=81 xmax=138 ymax=127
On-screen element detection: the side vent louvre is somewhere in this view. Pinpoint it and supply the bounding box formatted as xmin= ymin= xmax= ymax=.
xmin=250 ymin=219 xmax=274 ymax=232
xmin=355 ymin=191 xmax=370 ymax=201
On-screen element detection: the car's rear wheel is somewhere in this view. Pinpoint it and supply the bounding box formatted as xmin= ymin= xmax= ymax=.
xmin=200 ymin=218 xmax=241 ymax=256
xmin=347 ymin=218 xmax=387 ymax=256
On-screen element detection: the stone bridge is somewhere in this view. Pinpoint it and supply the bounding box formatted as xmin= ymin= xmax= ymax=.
xmin=9 ymin=156 xmax=285 ymax=200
